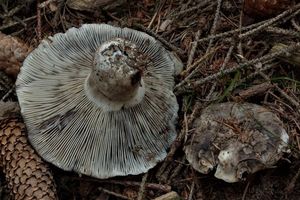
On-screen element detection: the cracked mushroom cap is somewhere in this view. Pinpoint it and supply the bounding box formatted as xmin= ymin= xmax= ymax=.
xmin=16 ymin=24 xmax=181 ymax=179
xmin=184 ymin=102 xmax=289 ymax=183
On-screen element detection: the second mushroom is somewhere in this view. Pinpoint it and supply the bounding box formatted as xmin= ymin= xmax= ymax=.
xmin=16 ymin=24 xmax=181 ymax=179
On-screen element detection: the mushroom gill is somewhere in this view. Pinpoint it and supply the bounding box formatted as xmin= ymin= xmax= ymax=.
xmin=16 ymin=24 xmax=181 ymax=179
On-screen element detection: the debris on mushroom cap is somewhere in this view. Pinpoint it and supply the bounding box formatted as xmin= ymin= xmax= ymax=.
xmin=16 ymin=24 xmax=181 ymax=179
xmin=67 ymin=0 xmax=125 ymax=11
xmin=0 ymin=32 xmax=31 ymax=78
xmin=184 ymin=102 xmax=289 ymax=183
xmin=0 ymin=101 xmax=57 ymax=200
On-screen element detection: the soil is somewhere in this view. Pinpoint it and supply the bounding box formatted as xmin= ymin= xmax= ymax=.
xmin=1 ymin=0 xmax=300 ymax=199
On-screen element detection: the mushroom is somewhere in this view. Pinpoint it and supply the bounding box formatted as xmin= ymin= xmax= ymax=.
xmin=16 ymin=24 xmax=182 ymax=179
xmin=184 ymin=102 xmax=289 ymax=183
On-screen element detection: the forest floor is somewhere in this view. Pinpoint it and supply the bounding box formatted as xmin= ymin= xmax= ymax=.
xmin=1 ymin=0 xmax=300 ymax=199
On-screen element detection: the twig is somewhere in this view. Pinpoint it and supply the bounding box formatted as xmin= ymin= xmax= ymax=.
xmin=153 ymin=1 xmax=165 ymax=32
xmin=184 ymin=112 xmax=188 ymax=139
xmin=196 ymin=20 xmax=266 ymax=43
xmin=52 ymin=0 xmax=65 ymax=27
xmin=11 ymin=16 xmax=27 ymax=28
xmin=105 ymin=11 xmax=127 ymax=26
xmin=239 ymin=37 xmax=299 ymax=110
xmin=196 ymin=4 xmax=300 ymax=43
xmin=98 ymin=187 xmax=132 ymax=200
xmin=157 ymin=128 xmax=186 ymax=180
xmin=38 ymin=0 xmax=57 ymax=8
xmin=112 ymin=180 xmax=171 ymax=193
xmin=206 ymin=41 xmax=235 ymax=100
xmin=206 ymin=0 xmax=222 ymax=53
xmin=242 ymin=181 xmax=251 ymax=200
xmin=132 ymin=23 xmax=185 ymax=56
xmin=175 ymin=48 xmax=217 ymax=90
xmin=285 ymin=166 xmax=300 ymax=194
xmin=169 ymin=156 xmax=186 ymax=182
xmin=1 ymin=85 xmax=15 ymax=101
xmin=266 ymin=26 xmax=300 ymax=37
xmin=179 ymin=0 xmax=192 ymax=12
xmin=291 ymin=18 xmax=300 ymax=32
xmin=156 ymin=104 xmax=200 ymax=182
xmin=0 ymin=15 xmax=37 ymax=31
xmin=0 ymin=4 xmax=24 ymax=19
xmin=188 ymin=181 xmax=195 ymax=200
xmin=170 ymin=0 xmax=212 ymax=18
xmin=70 ymin=176 xmax=172 ymax=193
xmin=259 ymin=71 xmax=300 ymax=110
xmin=153 ymin=191 xmax=180 ymax=200
xmin=37 ymin=0 xmax=42 ymax=41
xmin=148 ymin=11 xmax=158 ymax=29
xmin=239 ymin=3 xmax=300 ymax=39
xmin=187 ymin=30 xmax=201 ymax=67
xmin=280 ymin=7 xmax=300 ymax=24
xmin=239 ymin=39 xmax=300 ymax=110
xmin=105 ymin=13 xmax=185 ymax=56
xmin=240 ymin=62 xmax=277 ymax=82
xmin=235 ymin=82 xmax=274 ymax=99
xmin=11 ymin=28 xmax=25 ymax=36
xmin=148 ymin=185 xmax=171 ymax=194
xmin=188 ymin=102 xmax=203 ymax=125
xmin=175 ymin=43 xmax=300 ymax=94
xmin=137 ymin=173 xmax=148 ymax=200
xmin=237 ymin=1 xmax=244 ymax=55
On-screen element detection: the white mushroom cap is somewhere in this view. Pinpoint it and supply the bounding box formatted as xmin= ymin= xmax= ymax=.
xmin=16 ymin=24 xmax=180 ymax=179
xmin=184 ymin=102 xmax=289 ymax=183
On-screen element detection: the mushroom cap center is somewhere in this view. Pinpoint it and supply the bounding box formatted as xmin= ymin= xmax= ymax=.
xmin=85 ymin=38 xmax=147 ymax=110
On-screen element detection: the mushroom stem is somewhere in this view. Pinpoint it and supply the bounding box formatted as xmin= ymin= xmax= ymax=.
xmin=85 ymin=38 xmax=146 ymax=111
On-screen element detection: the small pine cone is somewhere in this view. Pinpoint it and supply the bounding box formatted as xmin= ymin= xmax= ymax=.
xmin=0 ymin=32 xmax=31 ymax=78
xmin=0 ymin=102 xmax=57 ymax=200
xmin=244 ymin=0 xmax=292 ymax=18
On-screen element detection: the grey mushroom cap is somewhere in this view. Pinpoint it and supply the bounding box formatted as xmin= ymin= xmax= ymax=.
xmin=184 ymin=102 xmax=289 ymax=183
xmin=16 ymin=24 xmax=181 ymax=179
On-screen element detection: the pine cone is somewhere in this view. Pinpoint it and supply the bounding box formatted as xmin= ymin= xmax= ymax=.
xmin=0 ymin=32 xmax=31 ymax=78
xmin=0 ymin=102 xmax=57 ymax=200
xmin=244 ymin=0 xmax=292 ymax=18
